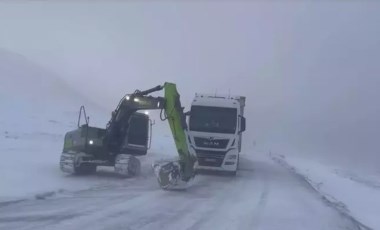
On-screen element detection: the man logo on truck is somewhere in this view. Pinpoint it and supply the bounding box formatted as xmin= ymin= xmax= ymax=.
xmin=203 ymin=138 xmax=220 ymax=147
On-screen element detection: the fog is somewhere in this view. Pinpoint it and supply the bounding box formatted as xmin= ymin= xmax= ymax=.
xmin=1 ymin=1 xmax=379 ymax=170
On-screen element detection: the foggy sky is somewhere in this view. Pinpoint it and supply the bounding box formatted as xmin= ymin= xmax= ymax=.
xmin=1 ymin=1 xmax=379 ymax=169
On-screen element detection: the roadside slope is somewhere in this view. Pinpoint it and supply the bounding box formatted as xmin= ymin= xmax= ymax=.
xmin=271 ymin=153 xmax=377 ymax=230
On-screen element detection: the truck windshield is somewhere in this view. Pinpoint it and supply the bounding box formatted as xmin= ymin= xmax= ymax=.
xmin=189 ymin=106 xmax=237 ymax=134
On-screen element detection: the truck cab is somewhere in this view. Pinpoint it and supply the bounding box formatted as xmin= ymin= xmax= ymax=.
xmin=187 ymin=94 xmax=246 ymax=175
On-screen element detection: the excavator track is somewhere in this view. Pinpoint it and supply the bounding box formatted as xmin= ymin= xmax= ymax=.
xmin=59 ymin=152 xmax=97 ymax=175
xmin=59 ymin=152 xmax=76 ymax=174
xmin=115 ymin=154 xmax=141 ymax=177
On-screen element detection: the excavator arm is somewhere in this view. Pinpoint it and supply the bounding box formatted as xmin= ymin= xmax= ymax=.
xmin=157 ymin=83 xmax=197 ymax=188
xmin=104 ymin=82 xmax=196 ymax=189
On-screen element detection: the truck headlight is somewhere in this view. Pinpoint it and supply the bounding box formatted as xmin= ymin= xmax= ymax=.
xmin=89 ymin=140 xmax=94 ymax=145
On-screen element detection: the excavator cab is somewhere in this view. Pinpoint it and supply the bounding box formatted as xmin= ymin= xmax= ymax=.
xmin=61 ymin=106 xmax=152 ymax=175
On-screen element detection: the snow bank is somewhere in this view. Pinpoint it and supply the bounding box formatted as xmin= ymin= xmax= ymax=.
xmin=271 ymin=153 xmax=380 ymax=230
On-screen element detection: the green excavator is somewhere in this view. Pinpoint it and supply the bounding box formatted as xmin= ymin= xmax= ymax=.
xmin=60 ymin=82 xmax=197 ymax=190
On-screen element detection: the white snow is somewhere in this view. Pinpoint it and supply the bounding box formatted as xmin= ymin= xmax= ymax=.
xmin=0 ymin=151 xmax=362 ymax=230
xmin=0 ymin=73 xmax=376 ymax=229
xmin=0 ymin=50 xmax=112 ymax=201
xmin=0 ymin=84 xmax=374 ymax=230
xmin=0 ymin=49 xmax=376 ymax=230
xmin=0 ymin=50 xmax=183 ymax=202
xmin=0 ymin=94 xmax=114 ymax=200
xmin=1 ymin=116 xmax=95 ymax=197
xmin=271 ymin=153 xmax=380 ymax=230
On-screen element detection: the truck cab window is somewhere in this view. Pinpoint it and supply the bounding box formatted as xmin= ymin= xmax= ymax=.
xmin=189 ymin=106 xmax=237 ymax=134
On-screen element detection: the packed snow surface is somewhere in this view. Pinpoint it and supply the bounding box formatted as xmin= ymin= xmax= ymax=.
xmin=0 ymin=144 xmax=371 ymax=230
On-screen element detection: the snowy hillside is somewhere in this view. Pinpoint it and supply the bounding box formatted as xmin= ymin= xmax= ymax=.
xmin=0 ymin=49 xmax=179 ymax=202
xmin=0 ymin=50 xmax=110 ymax=200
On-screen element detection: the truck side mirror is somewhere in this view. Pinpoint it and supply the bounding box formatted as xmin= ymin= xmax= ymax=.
xmin=240 ymin=116 xmax=246 ymax=133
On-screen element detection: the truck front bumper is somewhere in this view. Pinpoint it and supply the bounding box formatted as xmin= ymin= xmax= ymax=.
xmin=193 ymin=148 xmax=239 ymax=172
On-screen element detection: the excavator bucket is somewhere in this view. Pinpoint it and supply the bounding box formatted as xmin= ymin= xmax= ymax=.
xmin=148 ymin=82 xmax=197 ymax=190
xmin=152 ymin=160 xmax=194 ymax=190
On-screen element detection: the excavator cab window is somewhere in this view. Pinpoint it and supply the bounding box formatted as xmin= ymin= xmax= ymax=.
xmin=127 ymin=113 xmax=149 ymax=146
xmin=118 ymin=113 xmax=150 ymax=155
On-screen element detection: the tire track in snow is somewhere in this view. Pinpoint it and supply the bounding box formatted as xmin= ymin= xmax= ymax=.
xmin=105 ymin=173 xmax=245 ymax=230
xmin=0 ymin=213 xmax=78 ymax=224
xmin=248 ymin=179 xmax=269 ymax=229
xmin=0 ymin=199 xmax=27 ymax=208
xmin=174 ymin=158 xmax=269 ymax=230
xmin=184 ymin=174 xmax=254 ymax=230
xmin=0 ymin=179 xmax=159 ymax=230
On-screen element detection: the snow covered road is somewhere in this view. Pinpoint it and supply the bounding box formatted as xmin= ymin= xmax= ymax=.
xmin=0 ymin=154 xmax=365 ymax=230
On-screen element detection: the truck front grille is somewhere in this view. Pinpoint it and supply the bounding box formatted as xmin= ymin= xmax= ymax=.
xmin=194 ymin=137 xmax=229 ymax=149
xmin=195 ymin=149 xmax=226 ymax=167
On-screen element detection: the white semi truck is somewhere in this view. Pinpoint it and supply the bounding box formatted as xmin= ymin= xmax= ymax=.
xmin=187 ymin=93 xmax=246 ymax=175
